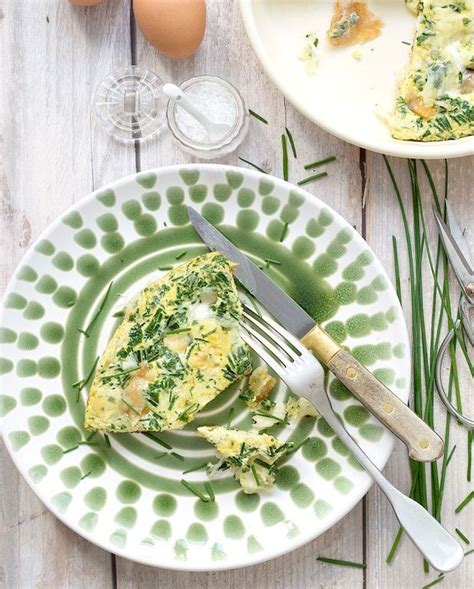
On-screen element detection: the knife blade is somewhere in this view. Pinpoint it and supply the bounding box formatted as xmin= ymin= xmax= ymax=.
xmin=188 ymin=206 xmax=444 ymax=462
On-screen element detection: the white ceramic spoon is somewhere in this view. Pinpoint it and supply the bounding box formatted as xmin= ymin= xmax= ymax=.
xmin=163 ymin=83 xmax=232 ymax=142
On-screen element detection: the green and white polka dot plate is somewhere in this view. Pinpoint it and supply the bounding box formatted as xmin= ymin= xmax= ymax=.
xmin=0 ymin=165 xmax=410 ymax=571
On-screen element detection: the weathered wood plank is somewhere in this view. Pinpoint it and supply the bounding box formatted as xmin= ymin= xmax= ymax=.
xmin=364 ymin=154 xmax=474 ymax=589
xmin=0 ymin=0 xmax=134 ymax=586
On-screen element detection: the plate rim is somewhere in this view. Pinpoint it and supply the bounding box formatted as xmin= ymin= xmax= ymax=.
xmin=0 ymin=163 xmax=411 ymax=571
xmin=239 ymin=0 xmax=474 ymax=160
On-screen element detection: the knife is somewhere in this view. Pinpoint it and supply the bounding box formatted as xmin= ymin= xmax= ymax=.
xmin=188 ymin=207 xmax=444 ymax=462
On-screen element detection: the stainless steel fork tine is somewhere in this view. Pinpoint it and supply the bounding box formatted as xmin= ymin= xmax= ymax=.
xmin=240 ymin=321 xmax=290 ymax=367
xmin=242 ymin=308 xmax=299 ymax=362
xmin=240 ymin=330 xmax=287 ymax=376
xmin=243 ymin=305 xmax=310 ymax=358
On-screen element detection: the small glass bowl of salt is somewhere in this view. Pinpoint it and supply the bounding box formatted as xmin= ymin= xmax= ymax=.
xmin=166 ymin=75 xmax=249 ymax=159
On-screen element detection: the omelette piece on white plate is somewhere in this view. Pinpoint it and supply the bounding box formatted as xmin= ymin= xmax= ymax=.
xmin=84 ymin=252 xmax=251 ymax=432
xmin=391 ymin=0 xmax=474 ymax=141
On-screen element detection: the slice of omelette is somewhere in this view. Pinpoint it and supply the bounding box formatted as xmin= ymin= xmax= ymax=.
xmin=84 ymin=252 xmax=252 ymax=432
xmin=390 ymin=1 xmax=474 ymax=141
xmin=198 ymin=426 xmax=292 ymax=494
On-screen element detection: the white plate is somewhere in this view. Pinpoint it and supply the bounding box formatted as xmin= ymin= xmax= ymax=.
xmin=240 ymin=0 xmax=474 ymax=159
xmin=0 ymin=165 xmax=410 ymax=570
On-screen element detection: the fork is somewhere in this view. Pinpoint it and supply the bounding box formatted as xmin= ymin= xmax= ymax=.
xmin=240 ymin=307 xmax=464 ymax=573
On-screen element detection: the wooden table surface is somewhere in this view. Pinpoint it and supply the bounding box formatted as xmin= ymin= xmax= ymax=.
xmin=1 ymin=1 xmax=472 ymax=588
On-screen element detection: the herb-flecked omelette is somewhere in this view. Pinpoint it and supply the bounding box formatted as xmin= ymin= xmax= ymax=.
xmin=391 ymin=0 xmax=474 ymax=141
xmin=84 ymin=252 xmax=252 ymax=432
xmin=198 ymin=426 xmax=291 ymax=494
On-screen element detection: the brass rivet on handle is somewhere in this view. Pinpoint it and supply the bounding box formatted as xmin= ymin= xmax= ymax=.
xmin=419 ymin=439 xmax=429 ymax=449
xmin=346 ymin=366 xmax=357 ymax=379
xmin=383 ymin=403 xmax=394 ymax=414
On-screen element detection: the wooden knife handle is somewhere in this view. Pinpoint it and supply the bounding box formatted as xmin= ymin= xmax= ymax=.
xmin=301 ymin=326 xmax=444 ymax=462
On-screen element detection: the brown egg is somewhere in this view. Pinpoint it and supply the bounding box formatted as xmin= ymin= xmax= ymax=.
xmin=69 ymin=0 xmax=105 ymax=5
xmin=133 ymin=0 xmax=206 ymax=60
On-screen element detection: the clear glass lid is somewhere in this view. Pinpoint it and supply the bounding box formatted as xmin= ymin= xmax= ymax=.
xmin=94 ymin=66 xmax=166 ymax=142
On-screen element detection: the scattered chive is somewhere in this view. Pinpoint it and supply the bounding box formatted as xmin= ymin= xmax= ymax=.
xmin=468 ymin=430 xmax=472 ymax=482
xmin=386 ymin=526 xmax=404 ymax=564
xmin=154 ymin=453 xmax=168 ymax=461
xmin=304 ymin=155 xmax=337 ymax=170
xmin=279 ymin=222 xmax=289 ymax=242
xmin=265 ymin=258 xmax=281 ymax=266
xmin=86 ymin=431 xmax=97 ymax=442
xmin=104 ymin=434 xmax=111 ymax=448
xmin=177 ymin=403 xmax=198 ymax=421
xmin=238 ymin=157 xmax=267 ymax=174
xmin=175 ymin=251 xmax=187 ymax=260
xmin=62 ymin=445 xmax=79 ymax=454
xmin=226 ymin=407 xmax=234 ymax=428
xmin=401 ymin=40 xmax=411 ymax=45
xmin=392 ymin=236 xmax=402 ymax=303
xmin=78 ymin=441 xmax=99 ymax=446
xmin=465 ymin=549 xmax=474 ymax=557
xmin=46 ymin=15 xmax=49 ymax=23
xmin=286 ymin=437 xmax=308 ymax=455
xmin=112 ymin=310 xmax=125 ymax=318
xmin=281 ymin=134 xmax=289 ymax=181
xmin=121 ymin=398 xmax=141 ymax=415
xmin=80 ymin=281 xmax=114 ymax=337
xmin=455 ymin=491 xmax=474 ymax=513
xmin=297 ymin=172 xmax=328 ymax=186
xmin=317 ymin=557 xmax=367 ymax=569
xmin=101 ymin=365 xmax=140 ymax=382
xmin=204 ymin=482 xmax=215 ymax=502
xmin=159 ymin=265 xmax=173 ymax=271
xmin=248 ymin=108 xmax=268 ymax=124
xmin=181 ymin=479 xmax=209 ymax=502
xmin=445 ymin=444 xmax=456 ymax=467
xmin=422 ymin=575 xmax=445 ymax=589
xmin=285 ymin=127 xmax=297 ymax=158
xmin=201 ymin=328 xmax=217 ymax=338
xmin=80 ymin=471 xmax=91 ymax=480
xmin=74 ymin=356 xmax=99 ymax=401
xmin=182 ymin=462 xmax=208 ymax=475
xmin=251 ymin=464 xmax=261 ymax=486
xmin=171 ymin=452 xmax=185 ymax=461
xmin=77 ymin=328 xmax=89 ymax=337
xmin=455 ymin=528 xmax=470 ymax=545
xmin=164 ymin=327 xmax=191 ymax=335
xmin=252 ymin=410 xmax=288 ymax=424
xmin=254 ymin=458 xmax=271 ymax=470
xmin=143 ymin=432 xmax=172 ymax=450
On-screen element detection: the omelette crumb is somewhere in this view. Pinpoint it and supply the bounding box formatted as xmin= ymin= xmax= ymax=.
xmin=247 ymin=365 xmax=277 ymax=408
xmin=198 ymin=425 xmax=292 ymax=493
xmin=286 ymin=396 xmax=320 ymax=420
xmin=251 ymin=396 xmax=320 ymax=432
xmin=327 ymin=1 xmax=382 ymax=47
xmin=299 ymin=32 xmax=320 ymax=74
xmin=352 ymin=46 xmax=362 ymax=60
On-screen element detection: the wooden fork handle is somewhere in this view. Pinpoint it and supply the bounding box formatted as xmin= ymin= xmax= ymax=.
xmin=301 ymin=326 xmax=444 ymax=462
